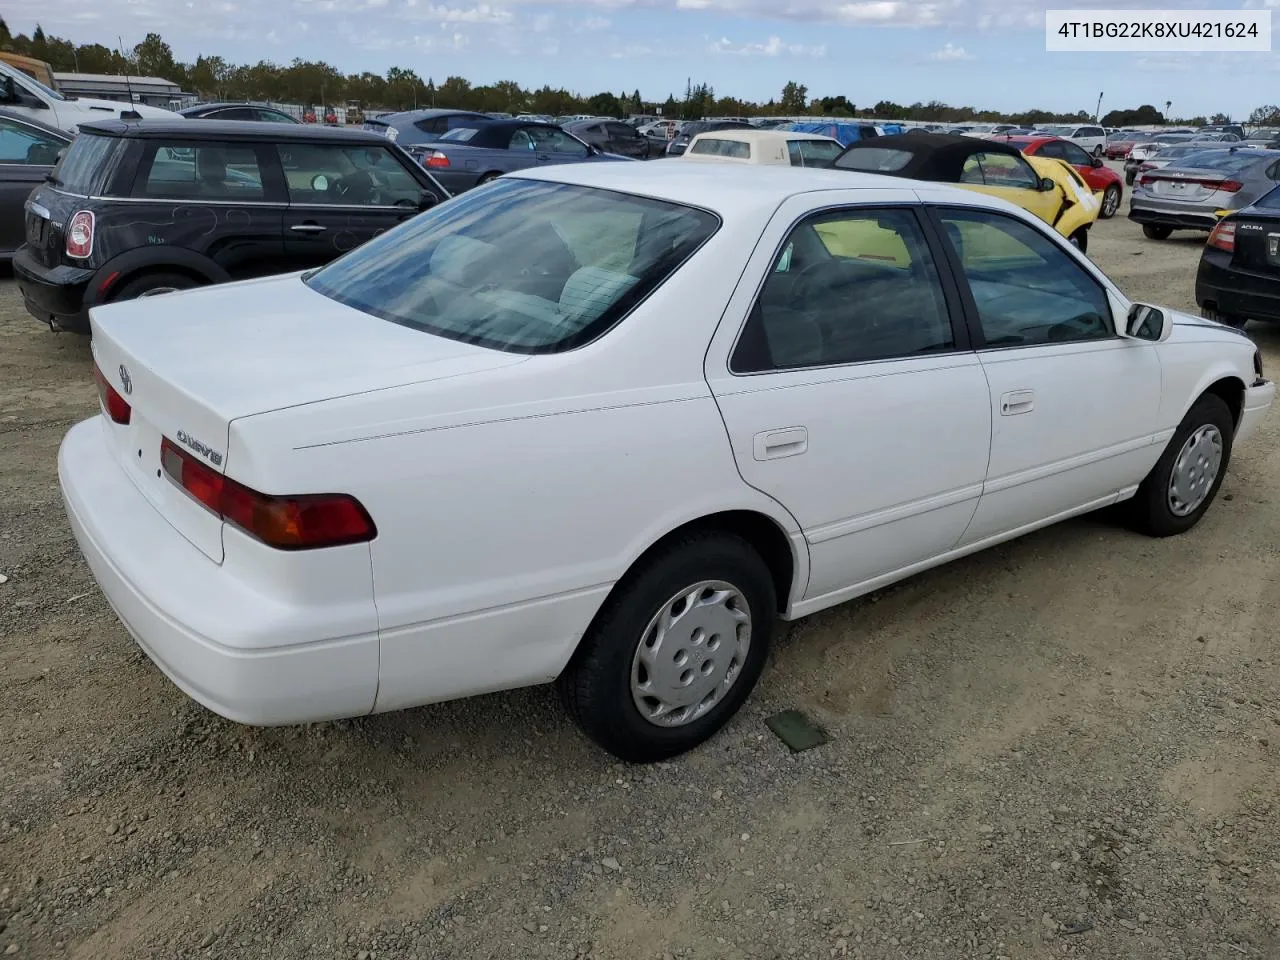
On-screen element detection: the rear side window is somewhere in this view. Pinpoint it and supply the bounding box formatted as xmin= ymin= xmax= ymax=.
xmin=786 ymin=139 xmax=842 ymax=167
xmin=414 ymin=117 xmax=449 ymax=135
xmin=304 ymin=178 xmax=719 ymax=354
xmin=133 ymin=143 xmax=265 ymax=200
xmin=833 ymin=147 xmax=913 ymax=172
xmin=51 ymin=133 xmax=119 ymax=194
xmin=689 ymin=138 xmax=750 ymax=159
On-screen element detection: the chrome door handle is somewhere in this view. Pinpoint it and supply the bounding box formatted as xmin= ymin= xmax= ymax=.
xmin=753 ymin=426 xmax=808 ymax=461
xmin=290 ymin=223 xmax=326 ymax=233
xmin=1000 ymin=389 xmax=1036 ymax=416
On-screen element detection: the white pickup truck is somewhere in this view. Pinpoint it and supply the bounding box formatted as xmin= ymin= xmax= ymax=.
xmin=0 ymin=61 xmax=175 ymax=134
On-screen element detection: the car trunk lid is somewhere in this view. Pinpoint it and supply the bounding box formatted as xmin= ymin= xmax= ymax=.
xmin=1141 ymin=167 xmax=1242 ymax=204
xmin=22 ymin=184 xmax=77 ymax=269
xmin=87 ymin=273 xmax=528 ymax=563
xmin=1226 ymin=215 xmax=1280 ymax=275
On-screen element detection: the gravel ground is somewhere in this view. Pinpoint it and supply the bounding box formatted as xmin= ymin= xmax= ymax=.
xmin=3 ymin=184 xmax=1280 ymax=960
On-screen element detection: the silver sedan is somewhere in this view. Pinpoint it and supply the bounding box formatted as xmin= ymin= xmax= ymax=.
xmin=1128 ymin=148 xmax=1280 ymax=240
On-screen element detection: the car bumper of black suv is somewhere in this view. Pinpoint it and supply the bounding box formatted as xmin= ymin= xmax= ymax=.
xmin=12 ymin=245 xmax=95 ymax=334
xmin=1196 ymin=250 xmax=1280 ymax=324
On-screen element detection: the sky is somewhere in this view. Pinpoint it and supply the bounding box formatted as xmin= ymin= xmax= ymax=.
xmin=8 ymin=0 xmax=1280 ymax=117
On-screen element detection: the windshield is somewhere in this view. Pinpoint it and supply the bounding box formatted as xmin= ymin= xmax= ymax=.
xmin=304 ymin=178 xmax=720 ymax=354
xmin=0 ymin=63 xmax=66 ymax=101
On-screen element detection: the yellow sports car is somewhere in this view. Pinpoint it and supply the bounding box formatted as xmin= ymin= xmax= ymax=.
xmin=831 ymin=132 xmax=1100 ymax=253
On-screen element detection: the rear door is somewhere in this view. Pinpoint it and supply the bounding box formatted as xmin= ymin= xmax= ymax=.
xmin=277 ymin=141 xmax=426 ymax=269
xmin=605 ymin=122 xmax=645 ymax=158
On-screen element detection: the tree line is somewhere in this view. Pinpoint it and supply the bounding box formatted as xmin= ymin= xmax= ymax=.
xmin=0 ymin=19 xmax=1240 ymax=126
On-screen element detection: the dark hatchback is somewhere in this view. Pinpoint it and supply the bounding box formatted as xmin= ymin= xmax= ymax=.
xmin=15 ymin=118 xmax=448 ymax=333
xmin=561 ymin=118 xmax=653 ymax=159
xmin=1197 ymin=185 xmax=1280 ymax=328
xmin=0 ymin=108 xmax=71 ymax=260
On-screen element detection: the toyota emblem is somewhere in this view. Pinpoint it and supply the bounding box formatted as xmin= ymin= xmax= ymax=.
xmin=118 ymin=364 xmax=132 ymax=395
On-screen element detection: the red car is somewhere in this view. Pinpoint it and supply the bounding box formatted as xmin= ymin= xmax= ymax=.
xmin=991 ymin=135 xmax=1125 ymax=220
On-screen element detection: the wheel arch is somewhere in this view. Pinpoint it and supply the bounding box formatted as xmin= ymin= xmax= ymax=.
xmin=87 ymin=248 xmax=229 ymax=307
xmin=1201 ymin=374 xmax=1246 ymax=430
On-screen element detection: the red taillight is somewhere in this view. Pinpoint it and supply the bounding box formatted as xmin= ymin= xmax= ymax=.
xmin=1207 ymin=220 xmax=1236 ymax=252
xmin=65 ymin=210 xmax=94 ymax=259
xmin=425 ymin=151 xmax=450 ymax=169
xmin=1217 ymin=179 xmax=1243 ymax=193
xmin=1138 ymin=163 xmax=1155 ymax=171
xmin=159 ymin=437 xmax=376 ymax=550
xmin=1138 ymin=175 xmax=1154 ymax=186
xmin=93 ymin=363 xmax=131 ymax=424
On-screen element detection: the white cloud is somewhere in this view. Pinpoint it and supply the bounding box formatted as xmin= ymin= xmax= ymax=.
xmin=401 ymin=0 xmax=513 ymax=23
xmin=708 ymin=34 xmax=827 ymax=56
xmin=575 ymin=14 xmax=611 ymax=28
xmin=927 ymin=41 xmax=973 ymax=60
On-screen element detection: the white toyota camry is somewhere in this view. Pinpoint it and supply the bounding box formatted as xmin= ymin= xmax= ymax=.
xmin=62 ymin=162 xmax=1274 ymax=762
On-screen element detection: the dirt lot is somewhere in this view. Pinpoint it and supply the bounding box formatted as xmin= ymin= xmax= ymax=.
xmin=3 ymin=194 xmax=1280 ymax=960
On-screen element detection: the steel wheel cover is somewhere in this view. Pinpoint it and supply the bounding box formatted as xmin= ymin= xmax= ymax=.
xmin=1167 ymin=424 xmax=1223 ymax=517
xmin=630 ymin=580 xmax=751 ymax=728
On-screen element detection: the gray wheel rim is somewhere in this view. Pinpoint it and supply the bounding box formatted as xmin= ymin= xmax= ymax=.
xmin=1167 ymin=424 xmax=1223 ymax=517
xmin=1103 ymin=187 xmax=1119 ymax=217
xmin=630 ymin=580 xmax=751 ymax=728
xmin=137 ymin=286 xmax=180 ymax=297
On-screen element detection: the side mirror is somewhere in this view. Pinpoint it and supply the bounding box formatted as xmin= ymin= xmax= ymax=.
xmin=1090 ymin=157 xmax=1103 ymax=168
xmin=417 ymin=189 xmax=439 ymax=211
xmin=0 ymin=77 xmax=16 ymax=104
xmin=1039 ymin=176 xmax=1057 ymax=192
xmin=1122 ymin=302 xmax=1170 ymax=342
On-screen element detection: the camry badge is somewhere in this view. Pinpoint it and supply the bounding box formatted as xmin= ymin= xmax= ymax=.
xmin=118 ymin=364 xmax=132 ymax=395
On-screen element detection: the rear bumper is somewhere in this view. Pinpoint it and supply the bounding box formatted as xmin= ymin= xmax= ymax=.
xmin=1238 ymin=378 xmax=1276 ymax=446
xmin=58 ymin=417 xmax=379 ymax=725
xmin=1128 ymin=201 xmax=1218 ymax=231
xmin=13 ymin=244 xmax=94 ymax=333
xmin=1196 ymin=255 xmax=1280 ymax=323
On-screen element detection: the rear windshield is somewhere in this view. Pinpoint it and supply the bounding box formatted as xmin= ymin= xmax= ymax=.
xmin=440 ymin=127 xmax=479 ymax=142
xmin=304 ymin=178 xmax=720 ymax=354
xmin=51 ymin=133 xmax=118 ymax=193
xmin=689 ymin=138 xmax=750 ymax=158
xmin=1168 ymin=151 xmax=1267 ymax=173
xmin=833 ymin=147 xmax=914 ymax=172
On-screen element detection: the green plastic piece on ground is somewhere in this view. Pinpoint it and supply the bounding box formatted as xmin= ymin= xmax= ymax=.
xmin=765 ymin=709 xmax=831 ymax=752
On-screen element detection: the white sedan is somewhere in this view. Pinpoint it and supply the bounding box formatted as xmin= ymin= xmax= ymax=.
xmin=62 ymin=162 xmax=1274 ymax=762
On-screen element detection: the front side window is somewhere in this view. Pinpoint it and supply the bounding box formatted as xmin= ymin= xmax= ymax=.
xmin=731 ymin=208 xmax=954 ymax=372
xmin=1059 ymin=141 xmax=1093 ymax=166
xmin=304 ymin=178 xmax=719 ymax=354
xmin=528 ymin=127 xmax=588 ymax=155
xmin=134 ymin=142 xmax=264 ymax=200
xmin=936 ymin=208 xmax=1112 ymax=347
xmin=0 ymin=116 xmax=64 ymax=164
xmin=689 ymin=138 xmax=750 ymax=159
xmin=960 ymin=152 xmax=1040 ymax=190
xmin=279 ymin=143 xmax=421 ymax=206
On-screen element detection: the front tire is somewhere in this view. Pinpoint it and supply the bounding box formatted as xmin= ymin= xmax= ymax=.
xmin=558 ymin=532 xmax=776 ymax=763
xmin=1128 ymin=393 xmax=1234 ymax=537
xmin=1143 ymin=224 xmax=1173 ymax=240
xmin=1068 ymin=228 xmax=1089 ymax=254
xmin=1099 ymin=184 xmax=1121 ymax=219
xmin=1200 ymin=305 xmax=1247 ymax=329
xmin=1093 ymin=144 xmax=1104 ymax=158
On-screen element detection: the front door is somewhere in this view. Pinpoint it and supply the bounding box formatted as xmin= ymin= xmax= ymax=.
xmin=958 ymin=150 xmax=1061 ymax=226
xmin=526 ymin=126 xmax=592 ymax=166
xmin=928 ymin=205 xmax=1163 ymax=544
xmin=276 ymin=142 xmax=428 ymax=268
xmin=704 ymin=193 xmax=992 ymax=609
xmin=0 ymin=115 xmax=65 ymax=254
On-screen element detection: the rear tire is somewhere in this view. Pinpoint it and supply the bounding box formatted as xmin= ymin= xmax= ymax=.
xmin=111 ymin=272 xmax=200 ymax=302
xmin=1099 ymin=184 xmax=1121 ymax=219
xmin=477 ymin=172 xmax=501 ymax=186
xmin=558 ymin=532 xmax=777 ymax=763
xmin=1200 ymin=305 xmax=1247 ymax=329
xmin=1127 ymin=393 xmax=1234 ymax=537
xmin=1143 ymin=224 xmax=1173 ymax=240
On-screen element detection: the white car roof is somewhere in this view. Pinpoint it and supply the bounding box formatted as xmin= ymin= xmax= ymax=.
xmin=508 ymin=161 xmax=1015 ymax=220
xmin=687 ymin=129 xmax=841 ymax=145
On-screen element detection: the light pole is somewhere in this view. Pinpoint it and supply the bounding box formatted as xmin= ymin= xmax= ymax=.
xmin=1095 ymin=91 xmax=1103 ymax=122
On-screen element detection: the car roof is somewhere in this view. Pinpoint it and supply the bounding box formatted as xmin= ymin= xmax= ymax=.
xmin=507 ymin=158 xmax=1004 ymax=217
xmin=836 ymin=132 xmax=1025 ymax=180
xmin=367 ymin=107 xmax=491 ymax=125
xmin=690 ymin=129 xmax=840 ymax=145
xmin=178 ymin=102 xmax=292 ymax=115
xmin=996 ymin=135 xmax=1055 ymax=149
xmin=76 ymin=118 xmax=389 ymax=144
xmin=0 ymin=107 xmax=71 ymax=141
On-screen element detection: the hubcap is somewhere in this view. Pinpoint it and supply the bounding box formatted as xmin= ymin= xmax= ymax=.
xmin=630 ymin=580 xmax=751 ymax=728
xmin=137 ymin=286 xmax=180 ymax=297
xmin=1167 ymin=424 xmax=1223 ymax=517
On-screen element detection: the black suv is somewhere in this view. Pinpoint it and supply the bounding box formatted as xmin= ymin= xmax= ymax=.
xmin=15 ymin=118 xmax=449 ymax=333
